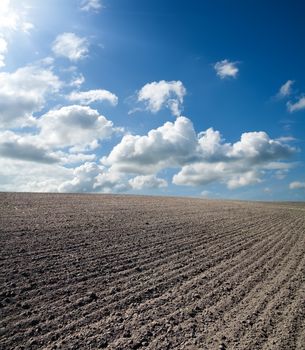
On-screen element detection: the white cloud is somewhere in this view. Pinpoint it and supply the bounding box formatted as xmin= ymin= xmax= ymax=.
xmin=55 ymin=151 xmax=96 ymax=165
xmin=287 ymin=96 xmax=305 ymax=113
xmin=174 ymin=129 xmax=295 ymax=188
xmin=226 ymin=171 xmax=261 ymax=189
xmin=58 ymin=162 xmax=128 ymax=193
xmin=80 ymin=0 xmax=103 ymax=12
xmin=197 ymin=128 xmax=230 ymax=161
xmin=278 ymin=80 xmax=294 ymax=98
xmin=129 ymin=175 xmax=167 ymax=190
xmin=276 ymin=136 xmax=296 ymax=142
xmin=214 ymin=59 xmax=239 ymax=79
xmin=263 ymin=187 xmax=272 ymax=193
xmin=102 ymin=116 xmax=198 ymax=174
xmin=21 ymin=22 xmax=34 ymax=34
xmin=0 ymin=160 xmax=124 ymax=194
xmin=103 ymin=114 xmax=295 ymax=189
xmin=173 ymin=163 xmax=261 ymax=189
xmin=0 ymin=126 xmax=107 ymax=170
xmin=173 ymin=162 xmax=227 ymax=187
xmin=0 ymin=0 xmax=18 ymax=31
xmin=289 ymin=181 xmax=305 ymax=190
xmin=0 ymin=157 xmax=72 ymax=192
xmin=0 ymin=0 xmax=33 ymax=33
xmin=201 ymin=190 xmax=211 ymax=198
xmin=52 ymin=33 xmax=89 ymax=61
xmin=228 ymin=131 xmax=294 ymax=161
xmin=274 ymin=171 xmax=285 ymax=180
xmin=95 ymin=169 xmax=128 ymax=193
xmin=70 ymin=73 xmax=85 ymax=88
xmin=1 ymin=107 xmax=297 ymax=192
xmin=58 ymin=162 xmax=101 ymax=193
xmin=0 ymin=37 xmax=8 ymax=68
xmin=104 ymin=115 xmax=295 ymax=189
xmin=0 ymin=1 xmax=32 ymax=71
xmin=68 ymin=89 xmax=118 ymax=105
xmin=37 ymin=105 xmax=116 ymax=151
xmin=136 ymin=80 xmax=186 ymax=117
xmin=0 ymin=65 xmax=62 ymax=128
xmin=39 ymin=56 xmax=55 ymax=66
xmin=0 ymin=131 xmax=58 ymax=164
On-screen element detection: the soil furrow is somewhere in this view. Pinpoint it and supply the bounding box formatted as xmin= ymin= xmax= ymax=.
xmin=0 ymin=193 xmax=304 ymax=350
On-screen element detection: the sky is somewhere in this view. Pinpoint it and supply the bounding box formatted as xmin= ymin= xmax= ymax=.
xmin=0 ymin=0 xmax=305 ymax=201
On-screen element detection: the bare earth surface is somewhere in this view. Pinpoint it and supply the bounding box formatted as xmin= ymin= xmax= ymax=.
xmin=0 ymin=193 xmax=305 ymax=350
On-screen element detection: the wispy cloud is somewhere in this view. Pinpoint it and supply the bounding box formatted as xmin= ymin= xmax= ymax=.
xmin=80 ymin=0 xmax=103 ymax=12
xmin=287 ymin=96 xmax=305 ymax=113
xmin=277 ymin=80 xmax=294 ymax=98
xmin=70 ymin=73 xmax=85 ymax=88
xmin=68 ymin=89 xmax=118 ymax=106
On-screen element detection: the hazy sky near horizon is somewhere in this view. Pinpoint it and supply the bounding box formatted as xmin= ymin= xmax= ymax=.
xmin=0 ymin=0 xmax=305 ymax=200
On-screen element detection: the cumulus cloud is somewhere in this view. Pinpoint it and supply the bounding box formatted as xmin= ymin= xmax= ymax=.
xmin=68 ymin=89 xmax=118 ymax=105
xmin=52 ymin=33 xmax=89 ymax=61
xmin=226 ymin=171 xmax=261 ymax=189
xmin=129 ymin=175 xmax=167 ymax=190
xmin=102 ymin=116 xmax=198 ymax=174
xmin=287 ymin=96 xmax=305 ymax=113
xmin=0 ymin=65 xmax=62 ymax=128
xmin=174 ymin=129 xmax=295 ymax=188
xmin=80 ymin=0 xmax=103 ymax=12
xmin=0 ymin=157 xmax=72 ymax=192
xmin=289 ymin=181 xmax=305 ymax=190
xmin=1 ymin=108 xmax=297 ymax=192
xmin=278 ymin=80 xmax=294 ymax=98
xmin=214 ymin=59 xmax=239 ymax=79
xmin=58 ymin=162 xmax=128 ymax=193
xmin=103 ymin=115 xmax=295 ymax=189
xmin=227 ymin=131 xmax=294 ymax=161
xmin=174 ymin=163 xmax=259 ymax=189
xmin=136 ymin=80 xmax=186 ymax=117
xmin=197 ymin=128 xmax=230 ymax=161
xmin=0 ymin=131 xmax=58 ymax=164
xmin=0 ymin=127 xmax=105 ymax=168
xmin=37 ymin=105 xmax=116 ymax=151
xmin=58 ymin=162 xmax=100 ymax=192
xmin=95 ymin=170 xmax=129 ymax=193
xmin=173 ymin=162 xmax=227 ymax=187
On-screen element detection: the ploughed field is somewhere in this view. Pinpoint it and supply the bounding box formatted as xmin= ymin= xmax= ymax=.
xmin=0 ymin=193 xmax=305 ymax=350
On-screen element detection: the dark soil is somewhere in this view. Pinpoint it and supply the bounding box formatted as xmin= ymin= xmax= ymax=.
xmin=0 ymin=193 xmax=304 ymax=349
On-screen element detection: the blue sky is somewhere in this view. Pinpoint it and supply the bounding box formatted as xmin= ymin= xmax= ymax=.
xmin=0 ymin=0 xmax=304 ymax=200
